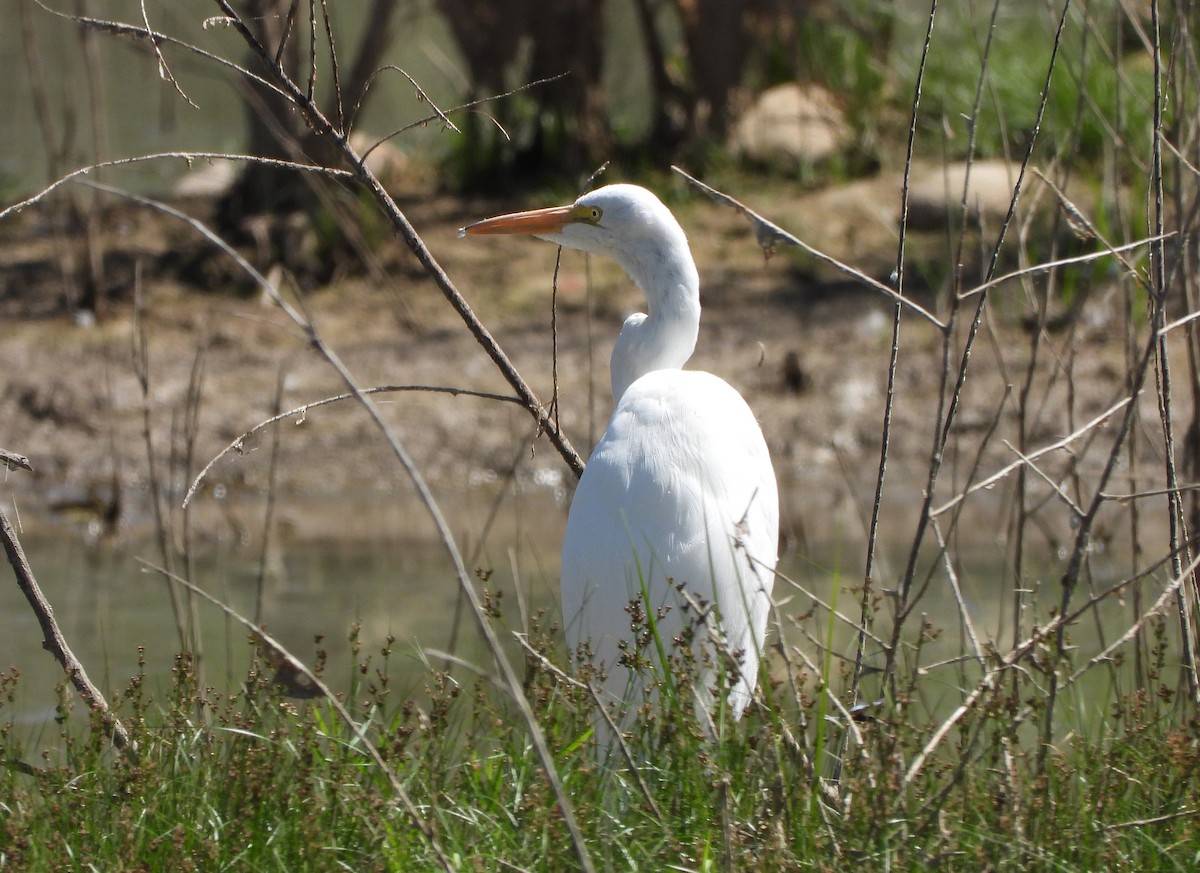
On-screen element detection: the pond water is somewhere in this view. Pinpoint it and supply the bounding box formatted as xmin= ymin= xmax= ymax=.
xmin=2 ymin=479 xmax=1157 ymax=750
xmin=1 ymin=480 xmax=834 ymax=736
xmin=2 ymin=489 xmax=566 ymax=743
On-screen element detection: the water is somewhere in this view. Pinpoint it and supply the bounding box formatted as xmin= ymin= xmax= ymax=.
xmin=3 ymin=481 xmax=1181 ymax=758
xmin=0 ymin=487 xmax=557 ymax=738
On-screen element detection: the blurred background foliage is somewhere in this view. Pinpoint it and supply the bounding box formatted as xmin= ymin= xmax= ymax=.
xmin=3 ymin=0 xmax=1167 ymax=307
xmin=221 ymin=0 xmax=1159 ymax=196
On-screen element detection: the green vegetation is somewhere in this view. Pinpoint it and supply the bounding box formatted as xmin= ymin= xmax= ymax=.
xmin=2 ymin=612 xmax=1197 ymax=870
xmin=903 ymin=2 xmax=1157 ymax=164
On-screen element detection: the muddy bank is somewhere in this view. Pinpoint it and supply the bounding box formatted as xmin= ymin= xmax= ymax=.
xmin=0 ymin=173 xmax=1160 ymax=566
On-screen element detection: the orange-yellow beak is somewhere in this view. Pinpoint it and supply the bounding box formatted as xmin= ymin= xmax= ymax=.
xmin=460 ymin=204 xmax=575 ymax=237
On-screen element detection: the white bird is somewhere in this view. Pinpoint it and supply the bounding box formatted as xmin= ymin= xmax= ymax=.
xmin=464 ymin=184 xmax=778 ymax=731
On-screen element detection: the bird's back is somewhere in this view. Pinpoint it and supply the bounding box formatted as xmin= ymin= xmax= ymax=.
xmin=561 ymin=368 xmax=778 ymax=724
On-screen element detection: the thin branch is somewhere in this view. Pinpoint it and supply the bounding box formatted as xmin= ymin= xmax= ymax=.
xmin=958 ymin=235 xmax=1170 ymax=300
xmin=670 ymin=166 xmax=945 ymax=328
xmin=930 ymin=395 xmax=1134 ymax=517
xmin=183 ymin=384 xmax=523 ymax=508
xmin=1105 ymin=807 xmax=1200 ymax=831
xmin=930 ymin=519 xmax=985 ymax=669
xmin=0 ymin=152 xmax=352 ymax=222
xmin=1 ymin=505 xmax=135 ymax=755
xmin=512 ymin=634 xmax=665 ymax=822
xmin=157 ymin=18 xmax=593 ymax=856
xmin=777 ymin=573 xmax=888 ymax=648
xmin=850 ymin=0 xmax=940 ymax=743
xmin=906 ymin=542 xmax=1195 ymax=789
xmin=999 ymin=438 xmax=1085 ymax=518
xmin=1100 ymin=482 xmax=1200 ymax=502
xmin=33 ymin=0 xmax=291 ymax=100
xmin=354 ymin=66 xmax=461 ymax=152
xmin=1066 ymin=550 xmax=1200 ymax=685
xmin=139 ymin=0 xmax=197 ymax=109
xmin=358 ymin=73 xmax=568 ymax=159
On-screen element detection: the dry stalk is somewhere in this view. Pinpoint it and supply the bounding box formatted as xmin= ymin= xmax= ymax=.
xmin=930 ymin=396 xmax=1134 ymax=517
xmin=132 ymin=273 xmax=190 ymax=654
xmin=0 ymin=152 xmax=353 ymax=223
xmin=63 ymin=6 xmax=594 ymax=859
xmin=670 ymin=167 xmax=943 ymax=327
xmin=1145 ymin=0 xmax=1200 ymax=706
xmin=253 ymin=362 xmax=290 ymax=627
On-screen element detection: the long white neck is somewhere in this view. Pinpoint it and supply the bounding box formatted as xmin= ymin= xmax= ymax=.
xmin=608 ymin=235 xmax=701 ymax=402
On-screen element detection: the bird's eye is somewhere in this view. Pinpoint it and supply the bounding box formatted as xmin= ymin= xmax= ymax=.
xmin=569 ymin=204 xmax=603 ymax=225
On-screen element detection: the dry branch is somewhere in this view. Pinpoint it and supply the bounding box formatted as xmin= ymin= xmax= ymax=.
xmin=930 ymin=396 xmax=1135 ymax=517
xmin=0 ymin=152 xmax=353 ymax=223
xmin=0 ymin=505 xmax=134 ymax=755
xmin=183 ymin=384 xmax=523 ymax=508
xmin=670 ymin=166 xmax=944 ymax=328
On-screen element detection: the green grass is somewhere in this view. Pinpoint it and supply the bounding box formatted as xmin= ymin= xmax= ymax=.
xmin=863 ymin=1 xmax=1158 ymax=167
xmin=2 ymin=610 xmax=1197 ymax=871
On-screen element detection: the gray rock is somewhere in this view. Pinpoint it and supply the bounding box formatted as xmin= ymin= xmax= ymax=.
xmin=731 ymin=83 xmax=850 ymax=170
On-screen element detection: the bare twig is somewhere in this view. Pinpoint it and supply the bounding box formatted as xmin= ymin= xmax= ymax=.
xmin=670 ymin=166 xmax=945 ymax=328
xmin=0 ymin=152 xmax=352 ymax=223
xmin=777 ymin=572 xmax=888 ymax=648
xmin=930 ymin=396 xmax=1134 ymax=517
xmin=183 ymin=384 xmax=522 ymax=508
xmin=957 ymin=235 xmax=1170 ymax=300
xmin=906 ymin=542 xmax=1196 ymax=792
xmin=1147 ymin=0 xmax=1200 ymax=705
xmin=138 ymin=0 xmax=196 ymax=109
xmin=893 ymin=0 xmax=1075 ymax=700
xmin=1066 ymin=550 xmax=1200 ymax=685
xmin=34 ymin=0 xmax=292 ymax=99
xmin=132 ymin=271 xmax=190 ymax=654
xmin=1105 ymin=807 xmax=1200 ymax=831
xmin=999 ymin=438 xmax=1085 ymax=518
xmin=125 ymin=15 xmax=594 ymax=850
xmin=202 ymin=12 xmax=588 ymax=477
xmin=359 ymin=73 xmax=568 ymax=158
xmin=253 ymin=362 xmax=289 ymax=628
xmin=930 ymin=519 xmax=985 ymax=669
xmin=849 ymin=0 xmax=940 ymax=757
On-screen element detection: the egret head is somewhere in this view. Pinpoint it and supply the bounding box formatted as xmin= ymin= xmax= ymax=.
xmin=464 ymin=184 xmax=702 ymax=400
xmin=462 ymin=184 xmax=690 ymax=275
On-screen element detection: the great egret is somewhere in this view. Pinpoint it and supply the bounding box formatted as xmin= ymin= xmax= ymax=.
xmin=464 ymin=184 xmax=778 ymax=729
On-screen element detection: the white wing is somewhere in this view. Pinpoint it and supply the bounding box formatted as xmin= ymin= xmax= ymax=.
xmin=561 ymin=368 xmax=778 ymax=721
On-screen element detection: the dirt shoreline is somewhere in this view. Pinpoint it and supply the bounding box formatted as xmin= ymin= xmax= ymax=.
xmin=0 ymin=180 xmax=1163 ymax=562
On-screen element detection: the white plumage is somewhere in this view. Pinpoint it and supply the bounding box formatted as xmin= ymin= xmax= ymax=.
xmin=465 ymin=184 xmax=778 ymax=727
